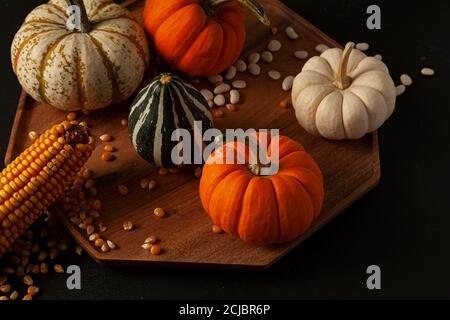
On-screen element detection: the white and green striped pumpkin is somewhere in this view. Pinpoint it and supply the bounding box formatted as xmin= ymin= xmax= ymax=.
xmin=11 ymin=0 xmax=149 ymax=111
xmin=128 ymin=73 xmax=214 ymax=168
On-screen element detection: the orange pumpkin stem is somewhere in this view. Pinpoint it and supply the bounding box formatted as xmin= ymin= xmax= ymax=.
xmin=160 ymin=74 xmax=172 ymax=85
xmin=68 ymin=0 xmax=92 ymax=33
xmin=336 ymin=42 xmax=354 ymax=90
xmin=201 ymin=0 xmax=270 ymax=26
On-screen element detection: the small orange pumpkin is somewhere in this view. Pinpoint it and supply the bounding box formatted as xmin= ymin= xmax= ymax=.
xmin=143 ymin=0 xmax=269 ymax=77
xmin=199 ymin=135 xmax=324 ymax=245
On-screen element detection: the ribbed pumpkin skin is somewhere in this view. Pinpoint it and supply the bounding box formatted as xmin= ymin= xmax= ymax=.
xmin=128 ymin=74 xmax=213 ymax=168
xmin=199 ymin=135 xmax=324 ymax=245
xmin=11 ymin=0 xmax=150 ymax=111
xmin=143 ymin=0 xmax=246 ymax=77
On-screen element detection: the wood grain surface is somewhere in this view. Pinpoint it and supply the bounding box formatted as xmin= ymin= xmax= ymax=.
xmin=4 ymin=0 xmax=380 ymax=269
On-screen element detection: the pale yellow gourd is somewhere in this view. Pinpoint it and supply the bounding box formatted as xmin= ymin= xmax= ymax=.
xmin=292 ymin=42 xmax=396 ymax=140
xmin=11 ymin=0 xmax=150 ymax=111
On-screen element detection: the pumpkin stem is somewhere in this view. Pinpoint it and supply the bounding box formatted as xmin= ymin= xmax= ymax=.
xmin=202 ymin=0 xmax=270 ymax=26
xmin=336 ymin=42 xmax=354 ymax=90
xmin=67 ymin=0 xmax=92 ymax=33
xmin=160 ymin=74 xmax=172 ymax=85
xmin=247 ymin=163 xmax=261 ymax=176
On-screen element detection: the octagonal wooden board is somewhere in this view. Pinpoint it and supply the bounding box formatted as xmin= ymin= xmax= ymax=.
xmin=4 ymin=0 xmax=380 ymax=269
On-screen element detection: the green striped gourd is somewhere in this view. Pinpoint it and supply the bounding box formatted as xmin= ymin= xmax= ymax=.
xmin=128 ymin=73 xmax=214 ymax=168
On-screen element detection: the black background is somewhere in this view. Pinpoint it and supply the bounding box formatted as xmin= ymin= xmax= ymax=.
xmin=0 ymin=0 xmax=449 ymax=300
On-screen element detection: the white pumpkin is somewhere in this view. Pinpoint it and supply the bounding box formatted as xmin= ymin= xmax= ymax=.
xmin=292 ymin=42 xmax=396 ymax=140
xmin=11 ymin=0 xmax=150 ymax=111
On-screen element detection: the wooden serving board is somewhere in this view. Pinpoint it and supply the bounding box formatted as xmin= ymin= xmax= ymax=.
xmin=5 ymin=0 xmax=380 ymax=269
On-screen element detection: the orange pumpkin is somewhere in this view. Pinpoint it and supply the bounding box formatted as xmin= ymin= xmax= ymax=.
xmin=199 ymin=135 xmax=324 ymax=245
xmin=143 ymin=0 xmax=269 ymax=77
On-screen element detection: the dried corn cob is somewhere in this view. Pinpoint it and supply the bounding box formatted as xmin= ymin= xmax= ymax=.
xmin=0 ymin=121 xmax=94 ymax=257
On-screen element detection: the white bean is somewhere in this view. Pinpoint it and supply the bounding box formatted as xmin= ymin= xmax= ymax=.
xmin=214 ymin=83 xmax=231 ymax=94
xmin=285 ymin=26 xmax=299 ymax=40
xmin=207 ymin=100 xmax=214 ymax=109
xmin=282 ymin=76 xmax=294 ymax=91
xmin=356 ymin=42 xmax=369 ymax=51
xmin=395 ymin=85 xmax=406 ymax=96
xmin=248 ymin=63 xmax=261 ymax=76
xmin=200 ymin=89 xmax=214 ymax=101
xmin=421 ymin=67 xmax=435 ymax=76
xmin=400 ymin=74 xmax=413 ymax=86
xmin=294 ymin=51 xmax=309 ymax=60
xmin=235 ymin=60 xmax=247 ymax=72
xmin=214 ymin=94 xmax=226 ymax=106
xmin=268 ymin=40 xmax=282 ymax=52
xmin=315 ymin=44 xmax=329 ymax=53
xmin=268 ymin=70 xmax=281 ymax=80
xmin=208 ymin=75 xmax=223 ymax=84
xmin=225 ymin=65 xmax=237 ymax=80
xmin=248 ymin=52 xmax=261 ymax=64
xmin=230 ymin=90 xmax=240 ymax=104
xmin=374 ymin=54 xmax=383 ymax=61
xmin=261 ymin=51 xmax=273 ymax=63
xmin=232 ymin=80 xmax=247 ymax=89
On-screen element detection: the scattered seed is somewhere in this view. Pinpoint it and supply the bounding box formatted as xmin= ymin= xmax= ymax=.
xmin=400 ymin=74 xmax=413 ymax=86
xmin=268 ymin=70 xmax=281 ymax=80
xmin=214 ymin=83 xmax=231 ymax=94
xmin=148 ymin=180 xmax=157 ymax=191
xmin=396 ymin=85 xmax=406 ymax=96
xmin=150 ymin=244 xmax=161 ymax=255
xmin=248 ymin=52 xmax=261 ymax=64
xmin=140 ymin=178 xmax=150 ymax=189
xmin=86 ymin=225 xmax=95 ymax=236
xmin=226 ymin=104 xmax=237 ymax=112
xmin=31 ymin=265 xmax=39 ymax=275
xmin=23 ymin=294 xmax=33 ymax=300
xmin=123 ymin=221 xmax=133 ymax=231
xmin=268 ymin=39 xmax=282 ymax=52
xmin=101 ymin=152 xmax=115 ymax=161
xmin=93 ymin=199 xmax=102 ymax=210
xmin=230 ymin=89 xmax=240 ymax=104
xmin=421 ymin=67 xmax=435 ymax=76
xmin=0 ymin=276 xmax=7 ymax=285
xmin=214 ymin=94 xmax=226 ymax=106
xmin=107 ymin=240 xmax=117 ymax=250
xmin=27 ymin=286 xmax=39 ymax=296
xmin=3 ymin=267 xmax=14 ymax=275
xmin=212 ymin=224 xmax=223 ymax=234
xmin=94 ymin=238 xmax=104 ymax=248
xmin=213 ymin=109 xmax=224 ymax=118
xmin=98 ymin=223 xmax=108 ymax=232
xmin=294 ymin=50 xmax=309 ymax=60
xmin=40 ymin=263 xmax=48 ymax=274
xmin=261 ymin=51 xmax=273 ymax=63
xmin=373 ymin=54 xmax=382 ymax=60
xmin=23 ymin=275 xmax=33 ymax=286
xmin=49 ymin=248 xmax=58 ymax=260
xmin=28 ymin=131 xmax=38 ymax=141
xmin=154 ymin=208 xmax=166 ymax=218
xmin=279 ymin=99 xmax=289 ymax=109
xmin=194 ymin=167 xmax=202 ymax=178
xmin=89 ymin=233 xmax=100 ymax=242
xmin=54 ymin=264 xmax=64 ymax=273
xmin=356 ymin=42 xmax=369 ymax=51
xmin=9 ymin=291 xmax=18 ymax=300
xmin=118 ymin=185 xmax=129 ymax=196
xmin=200 ymin=89 xmax=214 ymax=102
xmin=315 ymin=44 xmax=329 ymax=53
xmin=0 ymin=296 xmax=9 ymax=300
xmin=207 ymin=100 xmax=214 ymax=108
xmin=208 ymin=75 xmax=223 ymax=84
xmin=99 ymin=134 xmax=112 ymax=142
xmin=66 ymin=112 xmax=77 ymax=121
xmin=141 ymin=243 xmax=152 ymax=250
xmin=225 ymin=65 xmax=237 ymax=80
xmin=158 ymin=167 xmax=168 ymax=176
xmin=248 ymin=64 xmax=261 ymax=76
xmin=101 ymin=244 xmax=110 ymax=253
xmin=16 ymin=266 xmax=25 ymax=277
xmin=120 ymin=118 xmax=128 ymax=126
xmin=103 ymin=145 xmax=115 ymax=152
xmin=271 ymin=26 xmax=278 ymax=35
xmin=232 ymin=80 xmax=247 ymax=89
xmin=285 ymin=26 xmax=299 ymax=39
xmin=235 ymin=60 xmax=247 ymax=72
xmin=38 ymin=251 xmax=47 ymax=261
xmin=75 ymin=246 xmax=83 ymax=256
xmin=144 ymin=236 xmax=157 ymax=244
xmin=282 ymin=75 xmax=295 ymax=91
xmin=0 ymin=284 xmax=11 ymax=293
